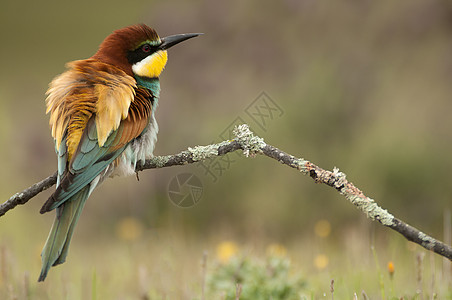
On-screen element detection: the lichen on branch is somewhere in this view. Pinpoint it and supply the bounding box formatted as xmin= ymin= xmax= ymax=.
xmin=2 ymin=124 xmax=451 ymax=260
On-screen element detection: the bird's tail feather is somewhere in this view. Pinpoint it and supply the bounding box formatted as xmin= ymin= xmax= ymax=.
xmin=38 ymin=186 xmax=90 ymax=282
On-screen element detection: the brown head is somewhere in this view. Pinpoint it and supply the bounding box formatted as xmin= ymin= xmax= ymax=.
xmin=91 ymin=24 xmax=201 ymax=78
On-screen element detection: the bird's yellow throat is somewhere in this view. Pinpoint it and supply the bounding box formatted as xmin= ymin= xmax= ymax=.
xmin=132 ymin=50 xmax=168 ymax=78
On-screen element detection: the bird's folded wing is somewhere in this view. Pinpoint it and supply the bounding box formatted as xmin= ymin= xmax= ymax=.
xmin=40 ymin=118 xmax=125 ymax=213
xmin=40 ymin=87 xmax=154 ymax=214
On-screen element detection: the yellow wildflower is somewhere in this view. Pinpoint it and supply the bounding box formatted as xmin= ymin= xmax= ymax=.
xmin=314 ymin=219 xmax=331 ymax=238
xmin=387 ymin=261 xmax=395 ymax=278
xmin=216 ymin=241 xmax=239 ymax=263
xmin=116 ymin=217 xmax=144 ymax=241
xmin=266 ymin=243 xmax=287 ymax=257
xmin=314 ymin=254 xmax=329 ymax=270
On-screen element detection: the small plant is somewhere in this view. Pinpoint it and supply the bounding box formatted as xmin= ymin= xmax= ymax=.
xmin=207 ymin=247 xmax=306 ymax=300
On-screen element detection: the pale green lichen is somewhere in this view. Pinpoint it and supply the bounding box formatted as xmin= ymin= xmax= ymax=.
xmin=233 ymin=124 xmax=266 ymax=157
xmin=418 ymin=232 xmax=436 ymax=250
xmin=332 ymin=167 xmax=347 ymax=189
xmin=346 ymin=194 xmax=394 ymax=226
xmin=291 ymin=157 xmax=308 ymax=173
xmin=188 ymin=140 xmax=230 ymax=161
xmin=188 ymin=145 xmax=217 ymax=161
xmin=148 ymin=155 xmax=171 ymax=168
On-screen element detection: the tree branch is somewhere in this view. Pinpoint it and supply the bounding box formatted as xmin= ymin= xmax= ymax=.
xmin=1 ymin=172 xmax=57 ymax=218
xmin=2 ymin=124 xmax=451 ymax=260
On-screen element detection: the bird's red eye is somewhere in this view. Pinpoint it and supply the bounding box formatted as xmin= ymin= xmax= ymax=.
xmin=142 ymin=44 xmax=151 ymax=53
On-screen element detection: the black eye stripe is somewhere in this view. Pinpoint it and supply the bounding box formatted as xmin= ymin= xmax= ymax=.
xmin=127 ymin=43 xmax=159 ymax=65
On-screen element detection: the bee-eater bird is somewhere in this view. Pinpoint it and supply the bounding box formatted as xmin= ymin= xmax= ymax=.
xmin=38 ymin=24 xmax=201 ymax=281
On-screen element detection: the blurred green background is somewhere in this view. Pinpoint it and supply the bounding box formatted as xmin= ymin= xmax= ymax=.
xmin=1 ymin=0 xmax=452 ymax=298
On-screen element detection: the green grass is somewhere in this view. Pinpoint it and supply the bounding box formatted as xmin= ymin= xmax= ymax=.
xmin=0 ymin=210 xmax=451 ymax=299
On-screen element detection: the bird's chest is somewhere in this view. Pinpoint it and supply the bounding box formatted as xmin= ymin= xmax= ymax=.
xmin=110 ymin=107 xmax=159 ymax=178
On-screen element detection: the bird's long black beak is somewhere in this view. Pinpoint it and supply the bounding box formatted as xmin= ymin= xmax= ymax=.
xmin=159 ymin=33 xmax=203 ymax=50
